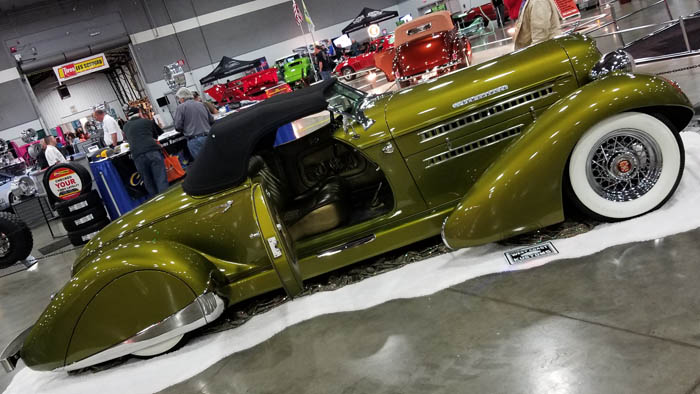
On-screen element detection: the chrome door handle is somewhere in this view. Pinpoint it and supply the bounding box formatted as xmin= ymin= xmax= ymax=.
xmin=382 ymin=142 xmax=394 ymax=154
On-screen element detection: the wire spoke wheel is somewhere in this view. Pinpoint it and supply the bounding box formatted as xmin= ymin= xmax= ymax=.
xmin=568 ymin=112 xmax=684 ymax=221
xmin=585 ymin=129 xmax=663 ymax=202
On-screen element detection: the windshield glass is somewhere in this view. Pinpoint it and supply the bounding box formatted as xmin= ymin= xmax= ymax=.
xmin=325 ymin=81 xmax=367 ymax=116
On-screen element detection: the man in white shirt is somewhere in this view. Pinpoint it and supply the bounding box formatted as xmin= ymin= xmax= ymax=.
xmin=44 ymin=136 xmax=66 ymax=166
xmin=93 ymin=109 xmax=124 ymax=147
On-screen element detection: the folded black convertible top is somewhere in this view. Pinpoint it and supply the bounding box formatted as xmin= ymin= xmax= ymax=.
xmin=183 ymin=79 xmax=336 ymax=196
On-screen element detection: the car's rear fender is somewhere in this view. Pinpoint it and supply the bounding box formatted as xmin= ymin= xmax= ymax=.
xmin=21 ymin=240 xmax=227 ymax=371
xmin=442 ymin=72 xmax=694 ymax=249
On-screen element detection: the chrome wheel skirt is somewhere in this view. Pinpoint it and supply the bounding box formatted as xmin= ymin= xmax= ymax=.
xmin=55 ymin=292 xmax=225 ymax=372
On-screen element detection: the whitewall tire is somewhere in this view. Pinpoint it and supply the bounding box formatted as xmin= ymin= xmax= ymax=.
xmin=131 ymin=334 xmax=184 ymax=357
xmin=567 ymin=112 xmax=684 ymax=221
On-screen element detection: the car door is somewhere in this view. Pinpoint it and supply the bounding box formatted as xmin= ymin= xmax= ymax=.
xmin=252 ymin=183 xmax=304 ymax=297
xmin=358 ymin=44 xmax=378 ymax=70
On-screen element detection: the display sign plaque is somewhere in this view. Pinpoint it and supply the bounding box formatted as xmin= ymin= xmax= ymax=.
xmin=47 ymin=167 xmax=82 ymax=201
xmin=504 ymin=242 xmax=559 ymax=265
xmin=53 ymin=53 xmax=110 ymax=83
xmin=553 ymin=0 xmax=581 ymax=19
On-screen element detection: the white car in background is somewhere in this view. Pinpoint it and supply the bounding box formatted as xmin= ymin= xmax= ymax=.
xmin=0 ymin=170 xmax=37 ymax=211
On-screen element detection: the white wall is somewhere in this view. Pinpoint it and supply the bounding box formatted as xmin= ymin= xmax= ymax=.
xmin=34 ymin=73 xmax=125 ymax=130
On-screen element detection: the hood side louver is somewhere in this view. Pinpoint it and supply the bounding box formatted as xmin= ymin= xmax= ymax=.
xmin=424 ymin=124 xmax=524 ymax=169
xmin=419 ymin=85 xmax=554 ymax=143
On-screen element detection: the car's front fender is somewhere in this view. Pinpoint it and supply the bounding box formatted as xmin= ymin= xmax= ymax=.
xmin=442 ymin=73 xmax=694 ymax=249
xmin=21 ymin=240 xmax=226 ymax=371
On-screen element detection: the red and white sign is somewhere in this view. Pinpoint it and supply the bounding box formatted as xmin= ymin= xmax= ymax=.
xmin=48 ymin=167 xmax=83 ymax=201
xmin=52 ymin=53 xmax=110 ymax=83
xmin=553 ymin=0 xmax=581 ymax=19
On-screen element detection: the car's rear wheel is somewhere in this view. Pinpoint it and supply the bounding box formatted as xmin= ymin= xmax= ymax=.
xmin=341 ymin=67 xmax=355 ymax=81
xmin=567 ymin=112 xmax=684 ymax=221
xmin=131 ymin=334 xmax=184 ymax=357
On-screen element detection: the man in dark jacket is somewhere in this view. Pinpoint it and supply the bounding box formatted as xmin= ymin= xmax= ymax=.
xmin=122 ymin=106 xmax=169 ymax=197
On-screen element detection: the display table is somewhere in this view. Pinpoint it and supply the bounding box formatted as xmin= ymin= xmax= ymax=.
xmin=89 ymin=158 xmax=146 ymax=220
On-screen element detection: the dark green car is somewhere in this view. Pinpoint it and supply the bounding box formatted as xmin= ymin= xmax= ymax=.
xmin=2 ymin=35 xmax=693 ymax=373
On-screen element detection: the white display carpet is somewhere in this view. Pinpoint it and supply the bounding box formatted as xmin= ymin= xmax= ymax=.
xmin=6 ymin=132 xmax=700 ymax=394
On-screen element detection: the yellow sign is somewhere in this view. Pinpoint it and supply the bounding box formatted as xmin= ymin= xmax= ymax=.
xmin=53 ymin=53 xmax=110 ymax=83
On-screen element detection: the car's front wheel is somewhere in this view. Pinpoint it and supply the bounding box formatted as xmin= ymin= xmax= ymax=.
xmin=341 ymin=67 xmax=355 ymax=81
xmin=567 ymin=112 xmax=684 ymax=221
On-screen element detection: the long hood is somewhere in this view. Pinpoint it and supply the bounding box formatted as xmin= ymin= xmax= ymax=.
xmin=385 ymin=37 xmax=585 ymax=138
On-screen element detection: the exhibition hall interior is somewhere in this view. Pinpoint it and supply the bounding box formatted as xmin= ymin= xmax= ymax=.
xmin=0 ymin=0 xmax=700 ymax=392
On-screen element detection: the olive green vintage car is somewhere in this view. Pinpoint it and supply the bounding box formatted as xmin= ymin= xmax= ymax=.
xmin=2 ymin=34 xmax=694 ymax=373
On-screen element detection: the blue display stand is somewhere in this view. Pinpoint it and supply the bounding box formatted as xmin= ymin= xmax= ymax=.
xmin=89 ymin=159 xmax=147 ymax=220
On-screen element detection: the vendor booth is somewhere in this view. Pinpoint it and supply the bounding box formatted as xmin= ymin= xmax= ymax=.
xmin=89 ymin=131 xmax=187 ymax=219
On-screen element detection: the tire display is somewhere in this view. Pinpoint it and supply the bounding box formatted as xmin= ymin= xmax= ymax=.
xmin=43 ymin=163 xmax=92 ymax=204
xmin=55 ymin=190 xmax=103 ymax=217
xmin=0 ymin=212 xmax=33 ymax=269
xmin=567 ymin=112 xmax=684 ymax=221
xmin=67 ymin=219 xmax=110 ymax=246
xmin=61 ymin=206 xmax=108 ymax=233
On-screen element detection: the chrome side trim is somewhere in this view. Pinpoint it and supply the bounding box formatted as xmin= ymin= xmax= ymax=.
xmin=418 ymin=84 xmax=554 ymax=143
xmin=317 ymin=234 xmax=376 ymax=258
xmin=423 ymin=124 xmax=524 ymax=169
xmin=1 ymin=326 xmax=32 ymax=373
xmin=440 ymin=217 xmax=455 ymax=251
xmin=55 ymin=292 xmax=225 ymax=372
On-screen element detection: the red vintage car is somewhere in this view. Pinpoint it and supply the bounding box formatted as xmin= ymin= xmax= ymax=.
xmin=205 ymin=68 xmax=290 ymax=105
xmin=333 ymin=35 xmax=394 ymax=80
xmin=375 ymin=11 xmax=472 ymax=87
xmin=461 ymin=2 xmax=498 ymax=24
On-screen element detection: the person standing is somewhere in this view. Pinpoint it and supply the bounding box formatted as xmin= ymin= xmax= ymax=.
xmin=314 ymin=45 xmax=333 ymax=81
xmin=513 ymin=0 xmax=562 ymax=50
xmin=43 ymin=136 xmax=67 ymax=166
xmin=122 ymin=106 xmax=169 ymax=197
xmin=93 ymin=109 xmax=124 ymax=148
xmin=350 ymin=40 xmax=360 ymax=56
xmin=194 ymin=91 xmax=219 ymax=115
xmin=492 ymin=0 xmax=506 ymax=27
xmin=174 ymin=87 xmax=214 ymax=160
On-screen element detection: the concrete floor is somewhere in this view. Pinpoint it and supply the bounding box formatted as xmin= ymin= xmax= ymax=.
xmin=159 ymin=228 xmax=700 ymax=394
xmin=0 ymin=221 xmax=77 ymax=392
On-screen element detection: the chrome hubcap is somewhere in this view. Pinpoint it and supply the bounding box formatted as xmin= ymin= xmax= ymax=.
xmin=586 ymin=129 xmax=662 ymax=202
xmin=0 ymin=233 xmax=11 ymax=258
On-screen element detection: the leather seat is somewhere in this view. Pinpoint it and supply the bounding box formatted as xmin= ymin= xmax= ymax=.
xmin=249 ymin=156 xmax=349 ymax=240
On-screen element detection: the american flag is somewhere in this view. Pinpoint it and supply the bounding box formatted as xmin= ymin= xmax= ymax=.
xmin=292 ymin=0 xmax=303 ymax=26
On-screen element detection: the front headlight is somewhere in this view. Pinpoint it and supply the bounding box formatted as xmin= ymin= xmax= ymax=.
xmin=589 ymin=50 xmax=635 ymax=80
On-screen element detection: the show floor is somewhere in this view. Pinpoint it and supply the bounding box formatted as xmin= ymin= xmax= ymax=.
xmin=162 ymin=229 xmax=700 ymax=394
